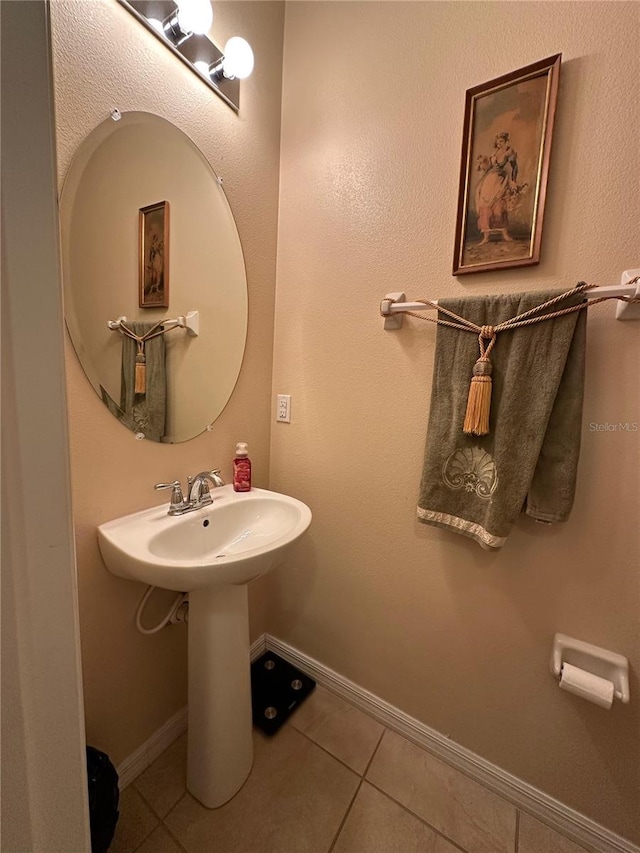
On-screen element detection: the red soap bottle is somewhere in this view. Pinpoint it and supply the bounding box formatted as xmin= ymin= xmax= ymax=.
xmin=233 ymin=442 xmax=251 ymax=492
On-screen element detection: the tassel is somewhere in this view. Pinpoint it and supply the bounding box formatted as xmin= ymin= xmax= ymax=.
xmin=463 ymin=357 xmax=492 ymax=436
xmin=134 ymin=347 xmax=146 ymax=395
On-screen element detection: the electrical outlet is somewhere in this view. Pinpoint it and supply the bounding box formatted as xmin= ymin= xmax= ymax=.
xmin=276 ymin=394 xmax=291 ymax=423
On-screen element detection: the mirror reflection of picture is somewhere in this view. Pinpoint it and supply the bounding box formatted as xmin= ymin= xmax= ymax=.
xmin=139 ymin=200 xmax=169 ymax=307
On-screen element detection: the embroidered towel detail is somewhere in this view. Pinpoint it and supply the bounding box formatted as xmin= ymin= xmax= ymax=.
xmin=417 ymin=291 xmax=586 ymax=550
xmin=416 ymin=508 xmax=507 ymax=550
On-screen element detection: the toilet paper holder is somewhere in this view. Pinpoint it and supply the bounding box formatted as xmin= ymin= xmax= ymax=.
xmin=551 ymin=633 xmax=630 ymax=703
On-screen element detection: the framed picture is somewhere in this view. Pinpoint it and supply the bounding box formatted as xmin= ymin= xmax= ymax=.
xmin=139 ymin=200 xmax=170 ymax=307
xmin=453 ymin=54 xmax=561 ymax=276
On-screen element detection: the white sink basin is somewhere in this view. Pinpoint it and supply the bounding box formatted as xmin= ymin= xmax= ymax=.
xmin=97 ymin=485 xmax=312 ymax=592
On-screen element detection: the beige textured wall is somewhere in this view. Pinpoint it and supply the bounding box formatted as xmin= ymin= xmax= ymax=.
xmin=51 ymin=0 xmax=284 ymax=765
xmin=270 ymin=1 xmax=639 ymax=842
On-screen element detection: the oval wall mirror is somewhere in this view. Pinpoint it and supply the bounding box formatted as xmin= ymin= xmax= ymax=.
xmin=60 ymin=111 xmax=248 ymax=443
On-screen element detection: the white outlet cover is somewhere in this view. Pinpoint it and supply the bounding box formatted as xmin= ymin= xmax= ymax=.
xmin=276 ymin=394 xmax=291 ymax=423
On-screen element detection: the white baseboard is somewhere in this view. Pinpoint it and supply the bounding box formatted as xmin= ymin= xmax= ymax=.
xmin=117 ymin=705 xmax=188 ymax=791
xmin=265 ymin=635 xmax=638 ymax=853
xmin=250 ymin=633 xmax=268 ymax=661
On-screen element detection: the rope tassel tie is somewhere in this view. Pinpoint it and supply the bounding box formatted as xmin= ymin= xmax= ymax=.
xmin=134 ymin=341 xmax=146 ymax=395
xmin=383 ymin=281 xmax=640 ymax=437
xmin=463 ymin=326 xmax=496 ymax=436
xmin=117 ymin=320 xmax=171 ymax=398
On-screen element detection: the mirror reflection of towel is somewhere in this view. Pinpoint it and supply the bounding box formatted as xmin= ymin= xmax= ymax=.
xmin=417 ymin=291 xmax=586 ymax=550
xmin=119 ymin=322 xmax=166 ymax=442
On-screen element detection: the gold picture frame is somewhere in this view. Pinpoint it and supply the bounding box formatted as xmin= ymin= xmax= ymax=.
xmin=453 ymin=54 xmax=561 ymax=276
xmin=139 ymin=200 xmax=170 ymax=307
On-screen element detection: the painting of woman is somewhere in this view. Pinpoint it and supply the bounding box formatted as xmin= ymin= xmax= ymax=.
xmin=453 ymin=54 xmax=561 ymax=274
xmin=474 ymin=132 xmax=519 ymax=244
xmin=145 ymin=233 xmax=164 ymax=299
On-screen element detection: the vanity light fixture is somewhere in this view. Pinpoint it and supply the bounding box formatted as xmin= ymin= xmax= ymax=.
xmin=194 ymin=38 xmax=255 ymax=84
xmin=117 ymin=0 xmax=253 ymax=112
xmin=210 ymin=37 xmax=255 ymax=81
xmin=151 ymin=0 xmax=213 ymax=46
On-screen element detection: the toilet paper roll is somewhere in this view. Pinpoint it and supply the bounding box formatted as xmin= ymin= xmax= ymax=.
xmin=559 ymin=663 xmax=614 ymax=709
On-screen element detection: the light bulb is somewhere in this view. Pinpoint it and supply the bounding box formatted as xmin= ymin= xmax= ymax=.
xmin=222 ymin=37 xmax=254 ymax=80
xmin=194 ymin=60 xmax=211 ymax=77
xmin=176 ymin=0 xmax=213 ymax=36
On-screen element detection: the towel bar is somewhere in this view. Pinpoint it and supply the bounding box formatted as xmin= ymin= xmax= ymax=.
xmin=381 ymin=269 xmax=640 ymax=329
xmin=107 ymin=310 xmax=199 ymax=337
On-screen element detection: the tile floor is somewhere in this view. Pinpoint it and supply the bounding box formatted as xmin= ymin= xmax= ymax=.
xmin=111 ymin=685 xmax=591 ymax=853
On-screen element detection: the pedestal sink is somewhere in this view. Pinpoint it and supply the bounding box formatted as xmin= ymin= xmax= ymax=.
xmin=97 ymin=485 xmax=311 ymax=808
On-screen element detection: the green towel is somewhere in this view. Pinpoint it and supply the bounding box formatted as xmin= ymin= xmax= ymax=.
xmin=417 ymin=290 xmax=586 ymax=550
xmin=119 ymin=322 xmax=166 ymax=442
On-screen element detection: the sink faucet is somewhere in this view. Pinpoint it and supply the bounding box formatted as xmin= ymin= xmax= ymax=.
xmin=154 ymin=469 xmax=224 ymax=516
xmin=188 ymin=470 xmax=225 ymax=506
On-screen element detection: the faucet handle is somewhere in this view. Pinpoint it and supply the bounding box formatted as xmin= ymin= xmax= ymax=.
xmin=210 ymin=469 xmax=224 ymax=487
xmin=154 ymin=480 xmax=185 ymax=507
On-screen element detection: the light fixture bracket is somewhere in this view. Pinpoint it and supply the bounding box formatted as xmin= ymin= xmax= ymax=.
xmin=161 ymin=11 xmax=190 ymax=46
xmin=117 ymin=0 xmax=241 ymax=112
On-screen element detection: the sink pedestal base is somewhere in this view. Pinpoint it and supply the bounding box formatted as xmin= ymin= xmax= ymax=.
xmin=187 ymin=584 xmax=253 ymax=808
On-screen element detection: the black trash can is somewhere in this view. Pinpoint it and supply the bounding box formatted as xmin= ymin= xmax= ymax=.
xmin=86 ymin=746 xmax=119 ymax=853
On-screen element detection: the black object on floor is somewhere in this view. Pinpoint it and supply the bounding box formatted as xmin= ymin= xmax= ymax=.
xmin=86 ymin=746 xmax=119 ymax=852
xmin=251 ymin=651 xmax=316 ymax=735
